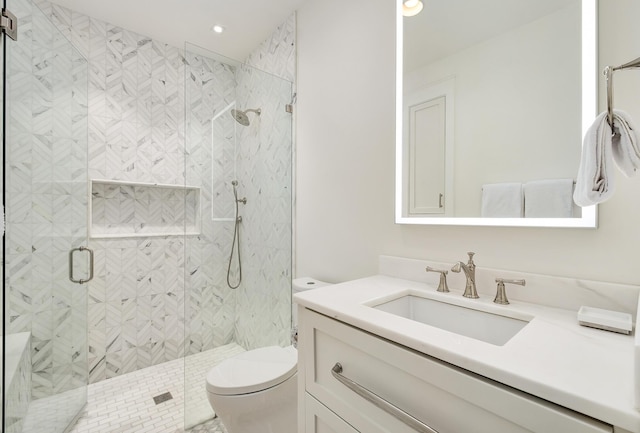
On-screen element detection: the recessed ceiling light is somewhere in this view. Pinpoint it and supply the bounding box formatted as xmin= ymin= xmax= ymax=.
xmin=212 ymin=25 xmax=225 ymax=34
xmin=403 ymin=0 xmax=424 ymax=17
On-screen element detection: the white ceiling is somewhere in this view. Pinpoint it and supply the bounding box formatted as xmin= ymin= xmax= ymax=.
xmin=404 ymin=0 xmax=577 ymax=72
xmin=48 ymin=0 xmax=308 ymax=61
xmin=46 ymin=0 xmax=579 ymax=74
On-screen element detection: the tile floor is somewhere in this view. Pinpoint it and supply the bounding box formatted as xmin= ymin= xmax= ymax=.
xmin=20 ymin=343 xmax=245 ymax=433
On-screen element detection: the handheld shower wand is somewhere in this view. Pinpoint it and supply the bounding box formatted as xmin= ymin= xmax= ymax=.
xmin=226 ymin=180 xmax=247 ymax=289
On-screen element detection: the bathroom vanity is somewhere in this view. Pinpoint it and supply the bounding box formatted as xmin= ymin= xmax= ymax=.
xmin=295 ymin=256 xmax=640 ymax=433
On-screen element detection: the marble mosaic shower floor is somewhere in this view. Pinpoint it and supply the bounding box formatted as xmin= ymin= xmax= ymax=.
xmin=22 ymin=343 xmax=245 ymax=433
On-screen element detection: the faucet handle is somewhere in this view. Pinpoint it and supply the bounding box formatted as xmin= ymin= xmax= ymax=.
xmin=467 ymin=252 xmax=475 ymax=263
xmin=494 ymin=278 xmax=526 ymax=305
xmin=425 ymin=267 xmax=450 ymax=293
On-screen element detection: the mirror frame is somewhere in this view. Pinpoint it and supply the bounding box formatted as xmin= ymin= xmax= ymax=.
xmin=395 ymin=0 xmax=598 ymax=228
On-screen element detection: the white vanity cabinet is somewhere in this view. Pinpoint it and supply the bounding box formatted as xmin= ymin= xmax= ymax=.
xmin=305 ymin=394 xmax=360 ymax=433
xmin=298 ymin=308 xmax=614 ymax=433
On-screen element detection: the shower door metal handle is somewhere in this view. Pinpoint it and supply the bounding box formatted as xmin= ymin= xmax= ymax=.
xmin=69 ymin=246 xmax=94 ymax=284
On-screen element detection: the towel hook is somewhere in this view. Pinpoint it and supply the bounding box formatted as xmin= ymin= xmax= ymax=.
xmin=604 ymin=55 xmax=640 ymax=133
xmin=604 ymin=66 xmax=614 ymax=130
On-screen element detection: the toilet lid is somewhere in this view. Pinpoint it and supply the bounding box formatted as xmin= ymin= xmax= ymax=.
xmin=206 ymin=345 xmax=297 ymax=396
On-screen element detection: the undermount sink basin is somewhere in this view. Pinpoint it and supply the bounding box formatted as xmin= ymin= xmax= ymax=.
xmin=370 ymin=293 xmax=531 ymax=346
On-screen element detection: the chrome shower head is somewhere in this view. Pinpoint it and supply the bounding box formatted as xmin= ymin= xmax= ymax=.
xmin=231 ymin=109 xmax=250 ymax=126
xmin=231 ymin=108 xmax=261 ymax=126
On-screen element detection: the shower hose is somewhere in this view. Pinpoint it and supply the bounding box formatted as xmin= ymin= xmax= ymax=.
xmin=226 ymin=180 xmax=243 ymax=289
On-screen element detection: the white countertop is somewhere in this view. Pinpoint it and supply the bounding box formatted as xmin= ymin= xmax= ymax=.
xmin=294 ymin=274 xmax=640 ymax=432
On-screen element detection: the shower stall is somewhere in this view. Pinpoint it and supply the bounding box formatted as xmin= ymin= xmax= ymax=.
xmin=2 ymin=0 xmax=294 ymax=431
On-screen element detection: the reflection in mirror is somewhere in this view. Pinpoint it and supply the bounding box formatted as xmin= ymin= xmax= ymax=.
xmin=395 ymin=0 xmax=597 ymax=227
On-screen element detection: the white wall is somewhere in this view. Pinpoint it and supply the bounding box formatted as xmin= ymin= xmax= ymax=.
xmin=296 ymin=0 xmax=640 ymax=286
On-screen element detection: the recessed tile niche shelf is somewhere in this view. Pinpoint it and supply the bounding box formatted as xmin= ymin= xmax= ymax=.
xmin=89 ymin=179 xmax=201 ymax=239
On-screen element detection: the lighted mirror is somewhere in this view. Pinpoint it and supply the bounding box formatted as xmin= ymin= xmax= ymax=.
xmin=395 ymin=0 xmax=597 ymax=227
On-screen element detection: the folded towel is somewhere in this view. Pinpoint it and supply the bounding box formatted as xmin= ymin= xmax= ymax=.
xmin=481 ymin=183 xmax=523 ymax=217
xmin=574 ymin=110 xmax=640 ymax=206
xmin=524 ymin=179 xmax=574 ymax=218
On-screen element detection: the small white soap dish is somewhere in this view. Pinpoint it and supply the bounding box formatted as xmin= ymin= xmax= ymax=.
xmin=577 ymin=306 xmax=632 ymax=335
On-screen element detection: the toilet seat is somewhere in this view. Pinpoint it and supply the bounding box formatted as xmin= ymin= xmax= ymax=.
xmin=206 ymin=345 xmax=297 ymax=396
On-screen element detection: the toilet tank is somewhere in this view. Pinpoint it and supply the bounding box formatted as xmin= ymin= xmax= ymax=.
xmin=292 ymin=277 xmax=331 ymax=326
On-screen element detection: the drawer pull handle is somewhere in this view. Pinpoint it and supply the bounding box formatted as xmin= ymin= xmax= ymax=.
xmin=331 ymin=362 xmax=440 ymax=433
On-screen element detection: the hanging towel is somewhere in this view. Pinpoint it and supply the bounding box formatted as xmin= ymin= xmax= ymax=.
xmin=481 ymin=183 xmax=523 ymax=217
xmin=574 ymin=110 xmax=640 ymax=206
xmin=524 ymin=179 xmax=574 ymax=218
xmin=611 ymin=109 xmax=640 ymax=177
xmin=574 ymin=111 xmax=614 ymax=206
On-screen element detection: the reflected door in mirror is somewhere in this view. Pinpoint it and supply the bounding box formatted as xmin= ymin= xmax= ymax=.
xmin=405 ymin=78 xmax=455 ymax=216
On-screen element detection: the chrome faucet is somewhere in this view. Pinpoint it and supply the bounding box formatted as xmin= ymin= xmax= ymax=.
xmin=451 ymin=252 xmax=478 ymax=298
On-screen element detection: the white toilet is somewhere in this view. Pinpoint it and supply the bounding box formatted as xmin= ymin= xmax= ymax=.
xmin=205 ymin=277 xmax=330 ymax=433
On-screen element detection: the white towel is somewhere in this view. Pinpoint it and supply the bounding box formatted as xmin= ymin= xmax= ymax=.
xmin=574 ymin=110 xmax=640 ymax=206
xmin=573 ymin=111 xmax=613 ymax=206
xmin=481 ymin=183 xmax=523 ymax=217
xmin=524 ymin=179 xmax=574 ymax=218
xmin=611 ymin=109 xmax=640 ymax=177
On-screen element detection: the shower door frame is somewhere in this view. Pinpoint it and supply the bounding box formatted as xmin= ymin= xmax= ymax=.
xmin=1 ymin=0 xmax=6 ymax=427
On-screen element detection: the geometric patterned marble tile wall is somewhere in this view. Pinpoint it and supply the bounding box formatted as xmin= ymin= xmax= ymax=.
xmin=244 ymin=13 xmax=296 ymax=84
xmin=37 ymin=1 xmax=198 ymax=382
xmin=184 ymin=50 xmax=238 ymax=357
xmin=234 ymin=14 xmax=295 ymax=351
xmin=5 ymin=0 xmax=89 ymax=399
xmin=32 ymin=1 xmax=236 ymax=383
xmin=25 ymin=0 xmax=296 ymax=383
xmin=232 ymin=63 xmax=293 ymax=351
xmin=185 ymin=16 xmax=296 ymax=357
xmin=185 ymin=15 xmax=296 ymax=355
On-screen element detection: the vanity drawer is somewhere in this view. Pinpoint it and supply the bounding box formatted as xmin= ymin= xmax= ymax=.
xmin=300 ymin=308 xmax=612 ymax=433
xmin=305 ymin=393 xmax=360 ymax=433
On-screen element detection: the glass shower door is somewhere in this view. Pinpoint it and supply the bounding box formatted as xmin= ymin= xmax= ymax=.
xmin=3 ymin=0 xmax=89 ymax=431
xmin=183 ymin=42 xmax=293 ymax=430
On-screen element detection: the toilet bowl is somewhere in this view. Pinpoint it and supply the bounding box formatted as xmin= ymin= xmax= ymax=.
xmin=206 ymin=345 xmax=298 ymax=433
xmin=205 ymin=277 xmax=330 ymax=433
